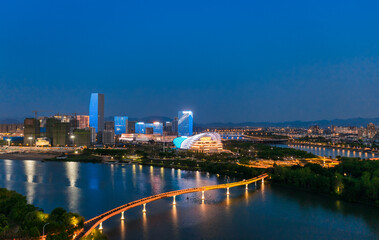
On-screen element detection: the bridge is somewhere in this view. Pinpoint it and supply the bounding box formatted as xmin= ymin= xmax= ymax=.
xmin=242 ymin=135 xmax=288 ymax=144
xmin=74 ymin=173 xmax=269 ymax=239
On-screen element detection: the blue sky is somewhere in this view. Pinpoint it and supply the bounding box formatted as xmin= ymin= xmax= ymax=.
xmin=1 ymin=0 xmax=379 ymax=123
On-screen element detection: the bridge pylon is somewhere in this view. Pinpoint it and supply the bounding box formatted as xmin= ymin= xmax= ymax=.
xmin=226 ymin=187 xmax=230 ymax=195
xmin=173 ymin=195 xmax=176 ymax=205
xmin=201 ymin=191 xmax=205 ymax=200
xmin=142 ymin=203 xmax=146 ymax=213
xmin=121 ymin=211 xmax=125 ymax=220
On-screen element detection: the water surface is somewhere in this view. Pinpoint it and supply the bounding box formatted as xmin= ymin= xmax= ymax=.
xmin=0 ymin=159 xmax=377 ymax=239
xmin=273 ymin=144 xmax=379 ymax=159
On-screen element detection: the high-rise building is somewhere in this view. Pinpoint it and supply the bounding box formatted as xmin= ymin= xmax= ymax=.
xmin=73 ymin=129 xmax=91 ymax=147
xmin=114 ymin=116 xmax=128 ymax=135
xmin=90 ymin=127 xmax=96 ymax=145
xmin=46 ymin=118 xmax=70 ymax=146
xmin=89 ymin=93 xmax=104 ymax=133
xmin=178 ymin=111 xmax=193 ymax=136
xmin=105 ymin=121 xmax=115 ymax=130
xmin=164 ymin=121 xmax=173 ymax=134
xmin=23 ymin=118 xmax=40 ymax=145
xmin=367 ymin=123 xmax=377 ymax=139
xmin=102 ymin=130 xmax=115 ymax=145
xmin=172 ymin=117 xmax=178 ymax=135
xmin=77 ymin=115 xmax=90 ymax=129
xmin=128 ymin=121 xmax=136 ymax=133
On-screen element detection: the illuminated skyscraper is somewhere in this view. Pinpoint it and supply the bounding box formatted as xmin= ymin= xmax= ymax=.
xmin=89 ymin=93 xmax=104 ymax=133
xmin=114 ymin=116 xmax=128 ymax=135
xmin=178 ymin=111 xmax=193 ymax=136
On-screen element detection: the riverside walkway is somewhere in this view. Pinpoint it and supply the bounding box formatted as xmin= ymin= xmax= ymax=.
xmin=74 ymin=173 xmax=269 ymax=239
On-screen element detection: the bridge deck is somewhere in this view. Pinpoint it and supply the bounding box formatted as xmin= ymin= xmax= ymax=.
xmin=74 ymin=173 xmax=268 ymax=239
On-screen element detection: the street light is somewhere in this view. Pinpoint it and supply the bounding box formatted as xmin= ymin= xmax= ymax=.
xmin=42 ymin=222 xmax=49 ymax=239
xmin=70 ymin=135 xmax=75 ymax=147
xmin=28 ymin=137 xmax=33 ymax=146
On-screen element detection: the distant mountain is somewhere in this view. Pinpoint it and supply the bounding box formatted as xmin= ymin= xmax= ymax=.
xmin=0 ymin=118 xmax=22 ymax=124
xmin=198 ymin=117 xmax=379 ymax=128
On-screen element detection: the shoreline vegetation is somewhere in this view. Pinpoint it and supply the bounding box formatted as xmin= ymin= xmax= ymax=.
xmin=0 ymin=188 xmax=108 ymax=240
xmin=0 ymin=188 xmax=85 ymax=240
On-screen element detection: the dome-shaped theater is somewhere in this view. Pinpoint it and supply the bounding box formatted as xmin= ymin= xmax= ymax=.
xmin=173 ymin=132 xmax=224 ymax=153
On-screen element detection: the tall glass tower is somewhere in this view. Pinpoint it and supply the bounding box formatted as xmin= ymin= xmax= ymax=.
xmin=114 ymin=116 xmax=128 ymax=135
xmin=178 ymin=111 xmax=193 ymax=136
xmin=89 ymin=93 xmax=104 ymax=133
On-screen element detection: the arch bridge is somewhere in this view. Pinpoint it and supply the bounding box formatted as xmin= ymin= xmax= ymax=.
xmin=74 ymin=173 xmax=269 ymax=239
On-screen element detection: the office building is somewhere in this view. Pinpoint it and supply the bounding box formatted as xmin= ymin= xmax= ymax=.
xmin=164 ymin=121 xmax=173 ymax=134
xmin=172 ymin=117 xmax=178 ymax=135
xmin=89 ymin=93 xmax=104 ymax=133
xmin=102 ymin=130 xmax=115 ymax=145
xmin=114 ymin=116 xmax=128 ymax=135
xmin=105 ymin=121 xmax=115 ymax=130
xmin=135 ymin=122 xmax=163 ymax=135
xmin=128 ymin=121 xmax=136 ymax=133
xmin=90 ymin=127 xmax=96 ymax=145
xmin=178 ymin=111 xmax=193 ymax=136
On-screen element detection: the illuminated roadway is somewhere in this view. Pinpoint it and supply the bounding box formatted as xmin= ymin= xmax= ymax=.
xmin=74 ymin=173 xmax=269 ymax=239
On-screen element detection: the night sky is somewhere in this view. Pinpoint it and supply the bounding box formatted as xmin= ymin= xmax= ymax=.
xmin=1 ymin=0 xmax=379 ymax=123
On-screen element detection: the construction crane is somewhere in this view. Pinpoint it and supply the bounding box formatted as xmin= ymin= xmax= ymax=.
xmin=32 ymin=111 xmax=51 ymax=119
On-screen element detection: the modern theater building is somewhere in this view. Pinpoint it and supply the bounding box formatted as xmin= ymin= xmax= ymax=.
xmin=173 ymin=132 xmax=224 ymax=153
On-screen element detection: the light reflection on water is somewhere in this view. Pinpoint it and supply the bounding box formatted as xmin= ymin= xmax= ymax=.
xmin=0 ymin=159 xmax=377 ymax=240
xmin=274 ymin=144 xmax=379 ymax=159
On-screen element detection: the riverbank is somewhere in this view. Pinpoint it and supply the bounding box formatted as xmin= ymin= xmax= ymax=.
xmin=0 ymin=152 xmax=61 ymax=160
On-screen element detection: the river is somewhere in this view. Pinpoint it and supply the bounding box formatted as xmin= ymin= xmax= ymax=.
xmin=0 ymin=159 xmax=378 ymax=239
xmin=273 ymin=144 xmax=379 ymax=159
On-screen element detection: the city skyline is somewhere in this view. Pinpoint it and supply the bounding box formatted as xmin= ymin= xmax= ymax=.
xmin=0 ymin=1 xmax=378 ymax=240
xmin=1 ymin=1 xmax=379 ymax=123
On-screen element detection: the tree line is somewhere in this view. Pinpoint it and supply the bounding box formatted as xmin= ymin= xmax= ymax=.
xmin=270 ymin=158 xmax=379 ymax=206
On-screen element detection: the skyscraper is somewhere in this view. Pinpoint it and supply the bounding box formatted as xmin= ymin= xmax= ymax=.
xmin=89 ymin=93 xmax=104 ymax=133
xmin=114 ymin=116 xmax=128 ymax=135
xmin=178 ymin=111 xmax=193 ymax=136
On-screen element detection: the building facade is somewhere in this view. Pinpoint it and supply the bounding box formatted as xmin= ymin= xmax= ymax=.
xmin=23 ymin=118 xmax=40 ymax=145
xmin=178 ymin=111 xmax=193 ymax=136
xmin=89 ymin=93 xmax=104 ymax=133
xmin=173 ymin=132 xmax=223 ymax=153
xmin=77 ymin=115 xmax=89 ymax=129
xmin=114 ymin=116 xmax=128 ymax=135
xmin=135 ymin=122 xmax=163 ymax=135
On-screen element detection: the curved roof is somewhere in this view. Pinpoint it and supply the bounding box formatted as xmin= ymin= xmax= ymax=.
xmin=178 ymin=132 xmax=221 ymax=149
xmin=173 ymin=136 xmax=187 ymax=148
